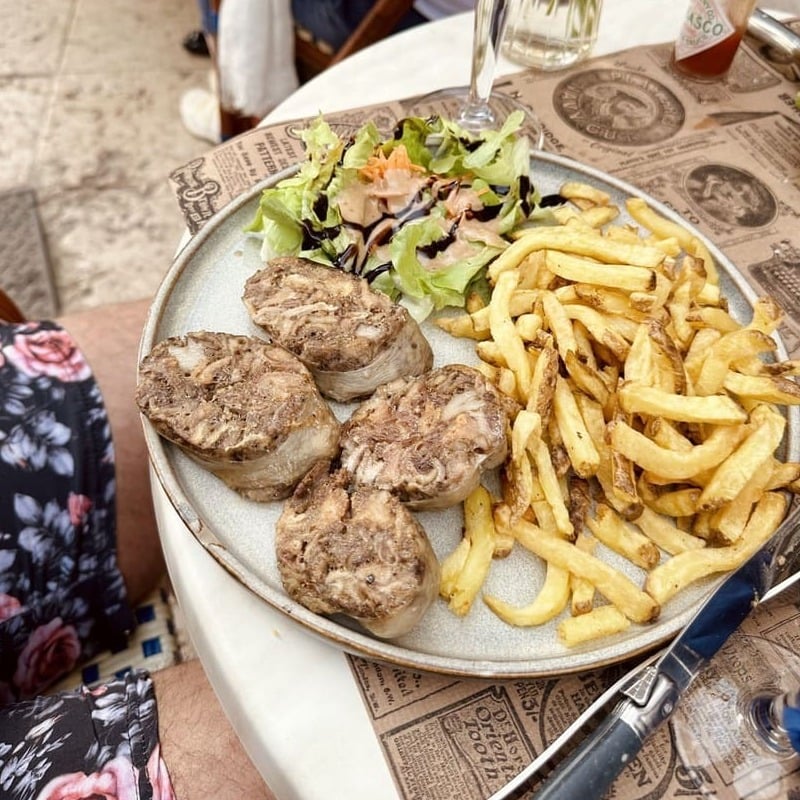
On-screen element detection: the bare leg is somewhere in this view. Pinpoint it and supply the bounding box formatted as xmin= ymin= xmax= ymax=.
xmin=57 ymin=298 xmax=165 ymax=605
xmin=152 ymin=659 xmax=276 ymax=799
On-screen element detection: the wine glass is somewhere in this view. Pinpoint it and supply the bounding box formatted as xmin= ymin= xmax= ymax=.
xmin=668 ymin=627 xmax=800 ymax=798
xmin=409 ymin=0 xmax=545 ymax=146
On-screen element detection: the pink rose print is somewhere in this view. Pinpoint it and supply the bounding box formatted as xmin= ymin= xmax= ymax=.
xmin=68 ymin=492 xmax=93 ymax=526
xmin=3 ymin=328 xmax=91 ymax=382
xmin=0 ymin=593 xmax=23 ymax=621
xmin=147 ymin=745 xmax=177 ymax=800
xmin=13 ymin=617 xmax=81 ymax=696
xmin=33 ymin=755 xmax=139 ymax=800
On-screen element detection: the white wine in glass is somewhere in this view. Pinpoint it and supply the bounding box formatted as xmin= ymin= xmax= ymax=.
xmin=411 ymin=0 xmax=544 ymax=145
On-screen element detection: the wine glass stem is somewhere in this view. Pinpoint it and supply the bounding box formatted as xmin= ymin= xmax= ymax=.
xmin=460 ymin=0 xmax=510 ymax=131
xmin=747 ymin=689 xmax=800 ymax=756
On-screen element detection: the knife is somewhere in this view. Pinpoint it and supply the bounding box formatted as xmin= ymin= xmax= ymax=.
xmin=509 ymin=497 xmax=800 ymax=800
xmin=484 ymin=653 xmax=661 ymax=800
xmin=747 ymin=8 xmax=800 ymax=63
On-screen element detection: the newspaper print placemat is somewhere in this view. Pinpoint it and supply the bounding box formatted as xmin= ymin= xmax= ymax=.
xmin=168 ymin=26 xmax=800 ymax=800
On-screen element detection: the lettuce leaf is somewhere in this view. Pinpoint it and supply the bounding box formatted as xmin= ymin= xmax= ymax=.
xmin=370 ymin=217 xmax=504 ymax=321
xmin=246 ymin=112 xmax=540 ymax=319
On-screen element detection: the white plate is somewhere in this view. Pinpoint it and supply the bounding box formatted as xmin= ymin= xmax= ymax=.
xmin=141 ymin=151 xmax=798 ymax=679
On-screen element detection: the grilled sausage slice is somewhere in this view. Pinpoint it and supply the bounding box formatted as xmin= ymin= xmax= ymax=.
xmin=242 ymin=257 xmax=433 ymax=402
xmin=276 ymin=461 xmax=440 ymax=639
xmin=339 ymin=364 xmax=514 ymax=510
xmin=136 ymin=331 xmax=340 ymax=501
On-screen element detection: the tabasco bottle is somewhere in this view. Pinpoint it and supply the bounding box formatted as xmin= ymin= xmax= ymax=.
xmin=672 ymin=0 xmax=758 ymax=81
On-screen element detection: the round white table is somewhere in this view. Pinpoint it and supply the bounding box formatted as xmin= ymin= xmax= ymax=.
xmin=153 ymin=3 xmax=797 ymax=798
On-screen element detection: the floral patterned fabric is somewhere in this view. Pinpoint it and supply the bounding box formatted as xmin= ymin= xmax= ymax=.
xmin=0 ymin=670 xmax=174 ymax=800
xmin=0 ymin=320 xmax=175 ymax=799
xmin=0 ymin=320 xmax=134 ymax=702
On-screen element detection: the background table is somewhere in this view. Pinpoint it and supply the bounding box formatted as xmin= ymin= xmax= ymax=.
xmin=153 ymin=3 xmax=798 ymax=799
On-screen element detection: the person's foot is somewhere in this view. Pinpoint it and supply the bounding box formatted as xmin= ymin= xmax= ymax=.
xmin=180 ymin=87 xmax=221 ymax=144
xmin=182 ymin=30 xmax=210 ymax=57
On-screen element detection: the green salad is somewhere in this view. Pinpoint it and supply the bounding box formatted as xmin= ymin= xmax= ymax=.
xmin=245 ymin=112 xmax=549 ymax=321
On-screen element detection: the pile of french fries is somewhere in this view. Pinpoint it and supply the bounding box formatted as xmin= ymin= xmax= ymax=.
xmin=436 ymin=181 xmax=800 ymax=647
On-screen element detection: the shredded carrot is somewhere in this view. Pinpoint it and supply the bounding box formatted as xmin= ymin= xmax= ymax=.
xmin=359 ymin=145 xmax=425 ymax=182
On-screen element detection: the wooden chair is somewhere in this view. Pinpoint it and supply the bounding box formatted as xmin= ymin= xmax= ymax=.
xmin=0 ymin=288 xmax=25 ymax=323
xmin=294 ymin=0 xmax=417 ymax=83
xmin=212 ymin=0 xmax=416 ymax=138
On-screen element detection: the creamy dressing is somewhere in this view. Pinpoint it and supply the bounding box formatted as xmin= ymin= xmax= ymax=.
xmin=329 ymin=168 xmax=510 ymax=277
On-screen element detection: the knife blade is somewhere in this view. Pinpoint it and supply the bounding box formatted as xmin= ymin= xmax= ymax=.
xmin=747 ymin=8 xmax=800 ymax=63
xmin=524 ymin=496 xmax=800 ymax=800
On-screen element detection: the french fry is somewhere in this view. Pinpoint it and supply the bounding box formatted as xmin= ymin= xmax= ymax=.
xmin=476 ymin=339 xmax=508 ymax=368
xmin=545 ymin=251 xmax=656 ymax=293
xmin=497 ymin=226 xmax=665 ymax=281
xmin=540 ymin=290 xmax=578 ymax=360
xmin=484 ymin=559 xmax=571 ymax=626
xmin=609 ymin=420 xmax=743 ymax=481
xmin=572 ymin=285 xmax=651 ymax=323
xmin=710 ymin=464 xmax=775 ymax=545
xmin=570 ymin=531 xmax=597 ymax=615
xmin=558 ymin=605 xmax=631 ymax=647
xmin=560 ymin=181 xmax=612 ymax=206
xmin=646 ymin=491 xmax=787 ymax=604
xmin=568 ymin=476 xmax=593 ymax=540
xmin=576 ymin=205 xmax=620 ymax=228
xmin=553 ymin=375 xmax=600 ymax=479
xmin=750 ymin=297 xmax=783 ymax=335
xmin=440 ymin=485 xmax=497 ymax=616
xmin=586 ymin=504 xmax=661 ymax=570
xmin=470 ymin=290 xmax=538 ymax=333
xmin=608 ymin=414 xmax=641 ymax=518
xmin=765 ymin=460 xmax=800 ymax=491
xmin=571 ymin=320 xmax=601 ymax=370
xmin=490 ymin=502 xmax=520 ymax=558
xmin=684 ymin=327 xmax=722 ymax=383
xmin=624 ymin=324 xmax=657 ymax=385
xmin=562 ymin=305 xmax=630 ymax=362
xmin=564 ymin=351 xmax=611 ymax=411
xmin=530 ymin=436 xmax=574 ymax=538
xmin=439 ymin=537 xmax=471 ymax=599
xmin=723 ymin=372 xmax=800 ymax=405
xmin=512 ymin=409 xmax=542 ymax=463
xmin=647 ymin=319 xmax=688 ymax=395
xmin=434 ymin=312 xmax=490 ymax=341
xmin=496 ymin=367 xmax=519 ymax=401
xmin=740 ymin=359 xmax=800 ymax=378
xmin=697 ymin=405 xmax=786 ymax=511
xmin=490 ymin=270 xmax=532 ymax=399
xmin=527 ymin=341 xmax=559 ymax=422
xmin=512 ymin=519 xmax=660 ymax=623
xmin=625 ymin=196 xmax=719 ymax=284
xmin=640 ymin=484 xmax=701 ymax=518
xmin=694 ymin=329 xmax=778 ymax=396
xmin=516 ymin=312 xmax=543 ymax=342
xmin=618 ymin=382 xmax=747 ymax=425
xmin=686 ymin=305 xmax=742 ymax=334
xmin=577 ymin=394 xmax=640 ymax=520
xmin=632 ymin=506 xmax=707 ymax=555
xmin=646 ymin=417 xmax=694 ymax=453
